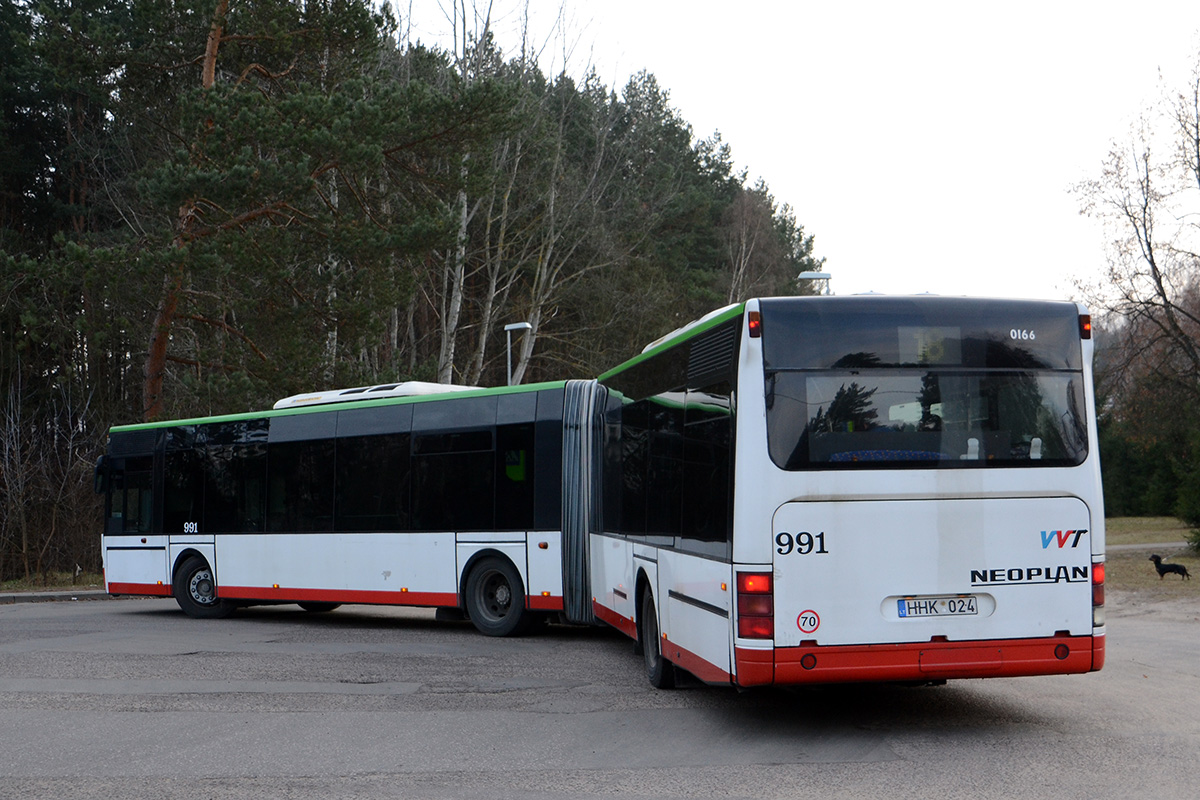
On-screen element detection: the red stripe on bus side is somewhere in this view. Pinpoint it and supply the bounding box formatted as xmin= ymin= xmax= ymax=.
xmin=107 ymin=582 xmax=172 ymax=597
xmin=527 ymin=595 xmax=564 ymax=611
xmin=592 ymin=600 xmax=638 ymax=639
xmin=737 ymin=634 xmax=1100 ymax=686
xmin=220 ymin=585 xmax=459 ymax=608
xmin=661 ymin=637 xmax=731 ymax=685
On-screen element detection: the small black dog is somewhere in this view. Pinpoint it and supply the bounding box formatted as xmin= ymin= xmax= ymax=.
xmin=1149 ymin=554 xmax=1191 ymax=580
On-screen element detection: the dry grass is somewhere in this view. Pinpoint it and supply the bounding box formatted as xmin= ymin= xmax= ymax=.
xmin=0 ymin=572 xmax=104 ymax=593
xmin=1105 ymin=516 xmax=1193 ymax=546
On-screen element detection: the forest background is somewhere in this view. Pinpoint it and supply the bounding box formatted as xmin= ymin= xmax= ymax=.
xmin=2 ymin=0 xmax=1199 ymax=583
xmin=0 ymin=0 xmax=822 ymax=580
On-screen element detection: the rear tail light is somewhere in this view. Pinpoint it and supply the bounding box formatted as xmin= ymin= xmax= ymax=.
xmin=1079 ymin=314 xmax=1092 ymax=339
xmin=748 ymin=311 xmax=762 ymax=338
xmin=1092 ymin=558 xmax=1105 ymax=626
xmin=737 ymin=571 xmax=773 ymax=639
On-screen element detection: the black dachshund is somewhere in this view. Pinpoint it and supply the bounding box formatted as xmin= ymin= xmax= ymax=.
xmin=1149 ymin=554 xmax=1191 ymax=580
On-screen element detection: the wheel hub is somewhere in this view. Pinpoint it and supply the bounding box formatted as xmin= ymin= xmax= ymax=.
xmin=189 ymin=570 xmax=216 ymax=605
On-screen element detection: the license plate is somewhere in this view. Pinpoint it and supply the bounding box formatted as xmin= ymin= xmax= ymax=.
xmin=898 ymin=595 xmax=978 ymax=618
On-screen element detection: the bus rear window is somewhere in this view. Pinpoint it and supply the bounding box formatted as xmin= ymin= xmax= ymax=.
xmin=765 ymin=370 xmax=1088 ymax=470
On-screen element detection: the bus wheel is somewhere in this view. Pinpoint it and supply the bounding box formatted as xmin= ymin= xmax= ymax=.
xmin=173 ymin=555 xmax=234 ymax=619
xmin=465 ymin=556 xmax=528 ymax=637
xmin=640 ymin=591 xmax=676 ymax=689
xmin=298 ymin=602 xmax=341 ymax=613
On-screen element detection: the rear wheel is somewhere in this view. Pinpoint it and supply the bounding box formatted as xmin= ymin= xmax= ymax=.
xmin=173 ymin=555 xmax=234 ymax=619
xmin=640 ymin=590 xmax=676 ymax=689
xmin=464 ymin=556 xmax=528 ymax=637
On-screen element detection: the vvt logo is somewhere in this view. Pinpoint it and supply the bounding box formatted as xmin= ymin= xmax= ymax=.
xmin=1041 ymin=529 xmax=1088 ymax=549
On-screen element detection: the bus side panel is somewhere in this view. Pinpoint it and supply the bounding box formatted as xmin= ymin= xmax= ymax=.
xmin=103 ymin=535 xmax=171 ymax=596
xmin=215 ymin=532 xmax=459 ymax=605
xmin=658 ymin=550 xmax=733 ymax=684
xmin=455 ymin=538 xmax=529 ymax=606
xmin=524 ymin=531 xmax=564 ymax=610
xmin=589 ymin=533 xmax=637 ymax=638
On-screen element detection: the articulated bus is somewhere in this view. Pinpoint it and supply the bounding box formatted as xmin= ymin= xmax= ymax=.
xmin=97 ymin=295 xmax=1105 ymax=688
xmin=96 ymin=381 xmax=598 ymax=634
xmin=589 ymin=295 xmax=1104 ymax=687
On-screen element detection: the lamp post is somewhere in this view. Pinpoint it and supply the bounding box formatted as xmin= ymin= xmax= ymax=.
xmin=504 ymin=322 xmax=532 ymax=386
xmin=797 ymin=271 xmax=832 ymax=295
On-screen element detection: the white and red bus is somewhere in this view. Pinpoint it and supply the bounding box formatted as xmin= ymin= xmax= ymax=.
xmin=96 ymin=381 xmax=597 ymax=635
xmin=588 ymin=295 xmax=1105 ymax=687
xmin=97 ymin=295 xmax=1105 ymax=689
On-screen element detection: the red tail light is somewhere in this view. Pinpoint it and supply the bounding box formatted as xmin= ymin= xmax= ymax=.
xmin=748 ymin=311 xmax=762 ymax=338
xmin=1079 ymin=314 xmax=1092 ymax=339
xmin=737 ymin=571 xmax=773 ymax=639
xmin=1092 ymin=559 xmax=1105 ymax=609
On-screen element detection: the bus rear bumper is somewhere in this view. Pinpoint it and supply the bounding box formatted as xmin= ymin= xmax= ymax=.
xmin=735 ymin=633 xmax=1104 ymax=686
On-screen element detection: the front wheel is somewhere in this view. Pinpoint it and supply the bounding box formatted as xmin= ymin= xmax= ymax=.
xmin=464 ymin=556 xmax=529 ymax=637
xmin=641 ymin=590 xmax=676 ymax=689
xmin=173 ymin=555 xmax=235 ymax=619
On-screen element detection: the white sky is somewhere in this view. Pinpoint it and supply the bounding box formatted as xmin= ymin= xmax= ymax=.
xmin=406 ymin=1 xmax=1200 ymax=301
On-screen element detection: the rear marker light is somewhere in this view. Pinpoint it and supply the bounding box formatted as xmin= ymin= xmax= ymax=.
xmin=736 ymin=571 xmax=773 ymax=640
xmin=1080 ymin=314 xmax=1092 ymax=339
xmin=738 ymin=573 xmax=771 ymax=594
xmin=748 ymin=311 xmax=762 ymax=338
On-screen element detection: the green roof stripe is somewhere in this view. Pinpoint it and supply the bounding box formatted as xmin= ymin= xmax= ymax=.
xmin=110 ymin=380 xmax=570 ymax=433
xmin=597 ymin=303 xmax=745 ymax=381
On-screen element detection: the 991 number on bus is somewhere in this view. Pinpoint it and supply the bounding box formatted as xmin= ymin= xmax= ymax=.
xmin=776 ymin=531 xmax=829 ymax=556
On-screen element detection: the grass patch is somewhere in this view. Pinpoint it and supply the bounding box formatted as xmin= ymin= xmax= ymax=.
xmin=1105 ymin=516 xmax=1192 ymax=546
xmin=0 ymin=572 xmax=105 ymax=593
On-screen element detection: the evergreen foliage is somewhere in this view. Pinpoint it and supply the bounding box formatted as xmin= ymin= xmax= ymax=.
xmin=0 ymin=0 xmax=825 ymax=581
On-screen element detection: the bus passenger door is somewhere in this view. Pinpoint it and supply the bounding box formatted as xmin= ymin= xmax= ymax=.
xmin=102 ymin=459 xmax=171 ymax=596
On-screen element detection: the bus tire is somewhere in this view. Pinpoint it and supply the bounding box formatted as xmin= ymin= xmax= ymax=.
xmin=640 ymin=590 xmax=676 ymax=689
xmin=173 ymin=555 xmax=235 ymax=619
xmin=464 ymin=556 xmax=528 ymax=637
xmin=298 ymin=602 xmax=341 ymax=613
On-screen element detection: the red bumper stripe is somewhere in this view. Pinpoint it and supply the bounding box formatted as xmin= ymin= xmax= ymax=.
xmin=735 ymin=635 xmax=1100 ymax=686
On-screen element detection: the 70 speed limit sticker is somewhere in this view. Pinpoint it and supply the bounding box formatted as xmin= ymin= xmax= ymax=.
xmin=797 ymin=610 xmax=820 ymax=633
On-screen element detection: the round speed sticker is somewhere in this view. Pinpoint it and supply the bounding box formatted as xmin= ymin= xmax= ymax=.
xmin=797 ymin=610 xmax=820 ymax=633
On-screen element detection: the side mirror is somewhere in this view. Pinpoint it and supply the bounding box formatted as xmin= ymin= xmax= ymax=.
xmin=93 ymin=456 xmax=110 ymax=495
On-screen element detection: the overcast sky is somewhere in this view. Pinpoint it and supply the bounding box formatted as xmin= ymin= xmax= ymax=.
xmin=407 ymin=1 xmax=1200 ymax=301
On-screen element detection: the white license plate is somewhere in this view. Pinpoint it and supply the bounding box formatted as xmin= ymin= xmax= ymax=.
xmin=898 ymin=595 xmax=978 ymax=618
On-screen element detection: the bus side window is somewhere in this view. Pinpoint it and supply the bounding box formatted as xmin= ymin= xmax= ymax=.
xmin=107 ymin=457 xmax=153 ymax=535
xmin=495 ymin=424 xmax=534 ymax=530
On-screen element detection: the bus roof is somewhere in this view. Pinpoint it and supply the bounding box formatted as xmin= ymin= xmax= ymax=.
xmin=598 ymin=303 xmax=745 ymax=381
xmin=110 ymin=380 xmax=570 ymax=433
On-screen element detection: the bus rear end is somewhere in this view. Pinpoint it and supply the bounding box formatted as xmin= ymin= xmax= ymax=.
xmin=733 ymin=296 xmax=1104 ymax=686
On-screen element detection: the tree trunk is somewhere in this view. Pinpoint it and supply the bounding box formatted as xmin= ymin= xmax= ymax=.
xmin=141 ymin=0 xmax=227 ymax=421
